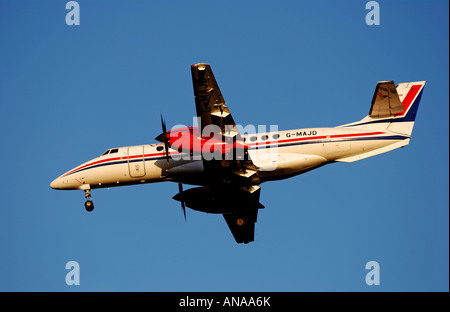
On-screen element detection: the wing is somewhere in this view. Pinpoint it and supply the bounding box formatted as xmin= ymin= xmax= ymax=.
xmin=221 ymin=185 xmax=263 ymax=243
xmin=191 ymin=63 xmax=241 ymax=141
xmin=187 ymin=64 xmax=264 ymax=243
xmin=369 ymin=81 xmax=404 ymax=118
xmin=190 ymin=63 xmax=259 ymax=181
xmin=223 ymin=209 xmax=258 ymax=244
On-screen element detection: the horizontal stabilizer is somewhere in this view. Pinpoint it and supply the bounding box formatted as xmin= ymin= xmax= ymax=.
xmin=369 ymin=81 xmax=404 ymax=118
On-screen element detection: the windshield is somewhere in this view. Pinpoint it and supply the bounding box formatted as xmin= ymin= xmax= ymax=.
xmin=101 ymin=148 xmax=119 ymax=156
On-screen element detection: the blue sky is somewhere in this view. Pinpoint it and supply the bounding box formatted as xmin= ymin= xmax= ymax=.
xmin=0 ymin=0 xmax=448 ymax=291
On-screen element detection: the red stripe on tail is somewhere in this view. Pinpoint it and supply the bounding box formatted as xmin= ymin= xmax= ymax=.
xmin=396 ymin=84 xmax=422 ymax=117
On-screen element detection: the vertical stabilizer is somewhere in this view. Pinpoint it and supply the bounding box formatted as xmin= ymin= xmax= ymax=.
xmin=341 ymin=81 xmax=425 ymax=136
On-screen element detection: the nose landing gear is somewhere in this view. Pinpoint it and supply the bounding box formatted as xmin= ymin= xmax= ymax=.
xmin=83 ymin=189 xmax=94 ymax=212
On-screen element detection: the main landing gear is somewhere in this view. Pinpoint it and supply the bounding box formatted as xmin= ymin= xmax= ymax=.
xmin=83 ymin=189 xmax=94 ymax=212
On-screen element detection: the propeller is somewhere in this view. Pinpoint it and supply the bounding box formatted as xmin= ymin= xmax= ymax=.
xmin=155 ymin=114 xmax=171 ymax=167
xmin=178 ymin=183 xmax=187 ymax=222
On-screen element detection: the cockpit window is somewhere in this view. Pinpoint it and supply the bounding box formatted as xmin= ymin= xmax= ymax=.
xmin=101 ymin=148 xmax=118 ymax=156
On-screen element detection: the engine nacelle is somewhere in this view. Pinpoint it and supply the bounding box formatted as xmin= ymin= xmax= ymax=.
xmin=173 ymin=186 xmax=264 ymax=214
xmin=160 ymin=127 xmax=248 ymax=157
xmin=166 ymin=161 xmax=204 ymax=175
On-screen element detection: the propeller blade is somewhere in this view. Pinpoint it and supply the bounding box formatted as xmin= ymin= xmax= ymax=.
xmin=178 ymin=183 xmax=186 ymax=222
xmin=159 ymin=114 xmax=170 ymax=167
xmin=160 ymin=114 xmax=167 ymax=135
xmin=156 ymin=114 xmax=167 ymax=142
xmin=163 ymin=145 xmax=170 ymax=166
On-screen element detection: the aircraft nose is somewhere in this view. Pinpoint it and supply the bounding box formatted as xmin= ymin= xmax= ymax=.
xmin=50 ymin=177 xmax=62 ymax=189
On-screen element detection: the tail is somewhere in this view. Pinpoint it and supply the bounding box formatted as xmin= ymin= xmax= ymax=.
xmin=342 ymin=80 xmax=426 ymax=136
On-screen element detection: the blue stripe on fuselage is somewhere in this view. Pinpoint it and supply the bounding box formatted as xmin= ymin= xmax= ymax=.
xmin=65 ymin=135 xmax=407 ymax=176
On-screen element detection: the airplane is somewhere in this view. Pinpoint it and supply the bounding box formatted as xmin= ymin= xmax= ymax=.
xmin=50 ymin=63 xmax=425 ymax=244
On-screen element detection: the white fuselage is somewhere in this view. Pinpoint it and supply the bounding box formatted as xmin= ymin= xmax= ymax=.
xmin=50 ymin=126 xmax=408 ymax=190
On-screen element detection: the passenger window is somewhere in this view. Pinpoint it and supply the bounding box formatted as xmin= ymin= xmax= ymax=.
xmin=110 ymin=148 xmax=119 ymax=154
xmin=272 ymin=134 xmax=280 ymax=140
xmin=261 ymin=135 xmax=268 ymax=141
xmin=156 ymin=146 xmax=164 ymax=151
xmin=250 ymin=136 xmax=257 ymax=142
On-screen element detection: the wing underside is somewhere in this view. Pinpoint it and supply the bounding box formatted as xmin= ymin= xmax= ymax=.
xmin=191 ymin=63 xmax=241 ymax=140
xmin=173 ymin=185 xmax=264 ymax=244
xmin=223 ymin=209 xmax=258 ymax=244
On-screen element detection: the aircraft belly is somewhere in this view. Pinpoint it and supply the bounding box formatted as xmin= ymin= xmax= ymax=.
xmin=334 ymin=138 xmax=404 ymax=162
xmin=256 ymin=153 xmax=328 ymax=181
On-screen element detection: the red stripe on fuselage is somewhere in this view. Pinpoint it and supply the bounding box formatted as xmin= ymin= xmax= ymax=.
xmin=61 ymin=151 xmax=180 ymax=177
xmin=61 ymin=156 xmax=122 ymax=177
xmin=247 ymin=131 xmax=385 ymax=147
xmin=62 ymin=131 xmax=386 ymax=177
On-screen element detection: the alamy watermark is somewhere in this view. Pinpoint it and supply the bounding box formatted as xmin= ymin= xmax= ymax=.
xmin=66 ymin=1 xmax=80 ymax=26
xmin=366 ymin=1 xmax=380 ymax=26
xmin=65 ymin=260 xmax=80 ymax=286
xmin=365 ymin=260 xmax=380 ymax=286
xmin=163 ymin=118 xmax=280 ymax=171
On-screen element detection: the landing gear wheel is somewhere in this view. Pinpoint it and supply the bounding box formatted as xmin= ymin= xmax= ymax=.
xmin=85 ymin=200 xmax=94 ymax=212
xmin=83 ymin=188 xmax=94 ymax=212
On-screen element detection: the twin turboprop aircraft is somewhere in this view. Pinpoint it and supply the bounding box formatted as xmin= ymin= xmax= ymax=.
xmin=50 ymin=63 xmax=425 ymax=243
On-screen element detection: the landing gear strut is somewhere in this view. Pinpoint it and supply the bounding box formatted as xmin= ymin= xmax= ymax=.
xmin=83 ymin=189 xmax=94 ymax=212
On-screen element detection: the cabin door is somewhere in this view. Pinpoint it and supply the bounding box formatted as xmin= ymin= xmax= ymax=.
xmin=128 ymin=146 xmax=146 ymax=178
